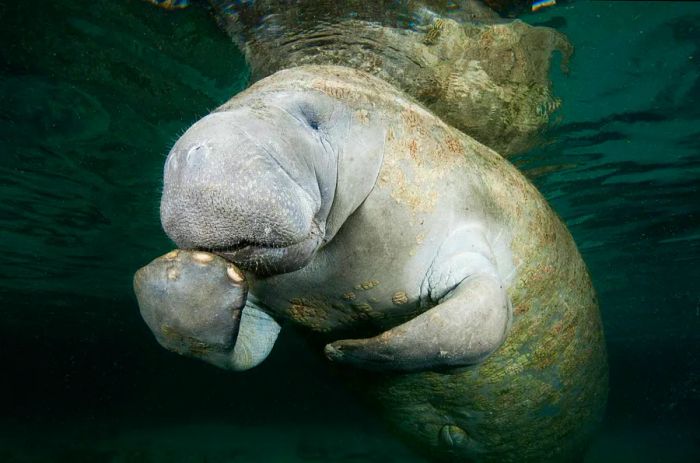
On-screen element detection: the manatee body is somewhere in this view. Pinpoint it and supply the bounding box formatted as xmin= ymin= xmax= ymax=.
xmin=135 ymin=65 xmax=607 ymax=462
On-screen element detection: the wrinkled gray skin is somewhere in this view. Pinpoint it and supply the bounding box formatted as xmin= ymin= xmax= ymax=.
xmin=135 ymin=71 xmax=512 ymax=372
xmin=160 ymin=95 xmax=337 ymax=276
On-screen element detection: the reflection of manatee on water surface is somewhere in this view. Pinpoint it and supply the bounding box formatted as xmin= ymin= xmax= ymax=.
xmin=135 ymin=2 xmax=607 ymax=462
xmin=210 ymin=0 xmax=572 ymax=156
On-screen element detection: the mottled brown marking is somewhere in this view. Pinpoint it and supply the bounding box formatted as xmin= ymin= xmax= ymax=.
xmin=401 ymin=108 xmax=421 ymax=129
xmin=407 ymin=139 xmax=419 ymax=162
xmin=356 ymin=279 xmax=380 ymax=290
xmin=445 ymin=136 xmax=462 ymax=154
xmin=355 ymin=109 xmax=369 ymax=124
xmin=512 ymin=304 xmax=526 ymax=319
xmin=312 ymin=80 xmax=353 ymax=102
xmin=287 ymin=296 xmax=333 ymax=332
xmin=392 ymin=291 xmax=409 ymax=305
xmin=424 ymin=18 xmax=445 ymax=45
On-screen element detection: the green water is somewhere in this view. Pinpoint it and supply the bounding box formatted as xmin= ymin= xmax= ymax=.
xmin=0 ymin=0 xmax=698 ymax=461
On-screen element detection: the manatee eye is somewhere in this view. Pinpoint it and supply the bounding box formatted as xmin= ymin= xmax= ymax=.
xmin=298 ymin=103 xmax=321 ymax=131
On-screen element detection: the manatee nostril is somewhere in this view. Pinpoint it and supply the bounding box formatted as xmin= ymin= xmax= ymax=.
xmin=185 ymin=142 xmax=210 ymax=165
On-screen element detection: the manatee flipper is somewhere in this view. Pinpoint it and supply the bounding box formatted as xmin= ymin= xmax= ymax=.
xmin=325 ymin=272 xmax=510 ymax=371
xmin=134 ymin=249 xmax=281 ymax=371
xmin=325 ymin=223 xmax=511 ymax=371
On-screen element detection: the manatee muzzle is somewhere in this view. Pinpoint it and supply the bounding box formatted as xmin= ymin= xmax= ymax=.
xmin=214 ymin=218 xmax=324 ymax=275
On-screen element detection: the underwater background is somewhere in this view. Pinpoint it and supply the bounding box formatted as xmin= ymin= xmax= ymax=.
xmin=0 ymin=0 xmax=698 ymax=461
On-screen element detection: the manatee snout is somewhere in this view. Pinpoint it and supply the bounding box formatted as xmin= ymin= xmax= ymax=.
xmin=134 ymin=250 xmax=248 ymax=368
xmin=159 ymin=104 xmax=338 ymax=275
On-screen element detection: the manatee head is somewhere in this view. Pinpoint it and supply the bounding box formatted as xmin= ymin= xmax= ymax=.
xmin=160 ymin=93 xmax=338 ymax=276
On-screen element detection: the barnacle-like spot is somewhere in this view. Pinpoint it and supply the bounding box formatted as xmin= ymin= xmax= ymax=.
xmin=392 ymin=291 xmax=409 ymax=305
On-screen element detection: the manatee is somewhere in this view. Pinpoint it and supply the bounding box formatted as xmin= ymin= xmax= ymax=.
xmin=134 ymin=64 xmax=607 ymax=462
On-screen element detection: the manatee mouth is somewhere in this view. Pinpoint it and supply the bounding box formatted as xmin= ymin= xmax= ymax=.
xmin=211 ymin=224 xmax=324 ymax=276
